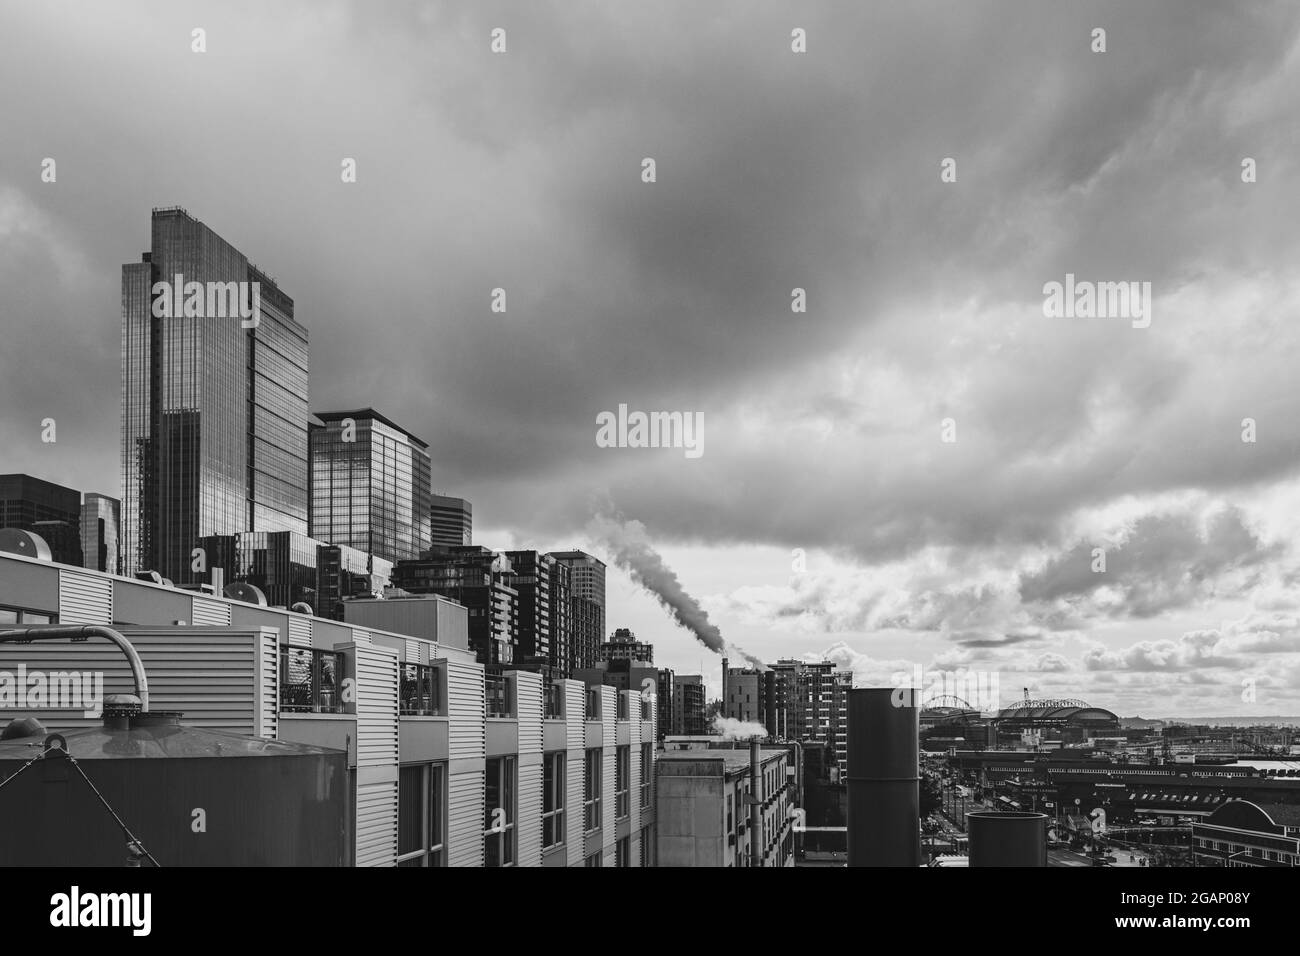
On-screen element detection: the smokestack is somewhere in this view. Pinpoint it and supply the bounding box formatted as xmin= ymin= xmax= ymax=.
xmin=749 ymin=736 xmax=762 ymax=868
xmin=847 ymin=687 xmax=920 ymax=867
xmin=966 ymin=811 xmax=1048 ymax=866
xmin=721 ymin=657 xmax=728 ymax=716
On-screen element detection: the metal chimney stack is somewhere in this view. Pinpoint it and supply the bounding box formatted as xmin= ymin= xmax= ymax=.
xmin=847 ymin=687 xmax=920 ymax=867
xmin=966 ymin=811 xmax=1048 ymax=866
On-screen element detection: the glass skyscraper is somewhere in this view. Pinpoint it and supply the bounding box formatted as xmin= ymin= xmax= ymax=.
xmin=120 ymin=207 xmax=309 ymax=583
xmin=80 ymin=493 xmax=121 ymax=575
xmin=430 ymin=494 xmax=472 ymax=548
xmin=0 ymin=474 xmax=84 ymax=567
xmin=309 ymin=409 xmax=432 ymax=564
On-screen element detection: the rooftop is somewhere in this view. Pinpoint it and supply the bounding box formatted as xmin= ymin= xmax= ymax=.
xmin=658 ymin=748 xmax=787 ymax=774
xmin=1254 ymin=803 xmax=1300 ymax=827
xmin=312 ymin=408 xmax=428 ymax=449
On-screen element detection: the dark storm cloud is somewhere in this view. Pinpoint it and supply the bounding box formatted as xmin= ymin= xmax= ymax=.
xmin=1 ymin=0 xmax=1298 ymax=590
xmin=1018 ymin=508 xmax=1281 ymax=617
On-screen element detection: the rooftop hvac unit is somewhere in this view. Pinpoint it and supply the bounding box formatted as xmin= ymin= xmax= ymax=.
xmin=0 ymin=528 xmax=52 ymax=561
xmin=223 ymin=582 xmax=268 ymax=606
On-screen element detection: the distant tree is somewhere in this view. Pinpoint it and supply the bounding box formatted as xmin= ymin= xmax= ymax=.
xmin=920 ymin=773 xmax=943 ymax=817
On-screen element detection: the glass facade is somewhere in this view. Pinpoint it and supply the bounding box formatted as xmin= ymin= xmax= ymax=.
xmin=120 ymin=208 xmax=308 ymax=583
xmin=550 ymin=552 xmax=606 ymax=660
xmin=309 ymin=410 xmax=431 ymax=564
xmin=429 ymin=494 xmax=472 ymax=548
xmin=392 ymin=546 xmax=517 ymax=669
xmin=197 ymin=531 xmax=390 ymax=615
xmin=0 ymin=474 xmax=83 ymax=566
xmin=79 ymin=493 xmax=121 ymax=574
xmin=503 ymin=550 xmax=556 ymax=671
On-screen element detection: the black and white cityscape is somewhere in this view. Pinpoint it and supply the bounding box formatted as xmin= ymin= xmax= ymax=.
xmin=0 ymin=0 xmax=1297 ymax=921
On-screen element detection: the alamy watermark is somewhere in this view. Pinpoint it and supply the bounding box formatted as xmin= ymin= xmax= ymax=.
xmin=151 ymin=273 xmax=261 ymax=328
xmin=595 ymin=404 xmax=703 ymax=459
xmin=889 ymin=665 xmax=1001 ymax=717
xmin=0 ymin=665 xmax=105 ymax=718
xmin=1042 ymin=273 xmax=1151 ymax=329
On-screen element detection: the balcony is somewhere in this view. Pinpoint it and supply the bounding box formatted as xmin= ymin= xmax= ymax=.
xmin=280 ymin=646 xmax=345 ymax=714
xmin=486 ymin=674 xmax=512 ymax=718
xmin=544 ymin=683 xmax=564 ymax=719
xmin=400 ymin=662 xmax=440 ymax=716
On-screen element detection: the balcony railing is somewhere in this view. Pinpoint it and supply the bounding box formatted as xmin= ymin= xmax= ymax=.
xmin=400 ymin=662 xmax=440 ymax=716
xmin=486 ymin=675 xmax=512 ymax=718
xmin=544 ymin=683 xmax=564 ymax=719
xmin=280 ymin=646 xmax=345 ymax=714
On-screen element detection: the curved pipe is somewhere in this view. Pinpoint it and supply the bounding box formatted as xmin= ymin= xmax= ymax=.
xmin=0 ymin=625 xmax=149 ymax=711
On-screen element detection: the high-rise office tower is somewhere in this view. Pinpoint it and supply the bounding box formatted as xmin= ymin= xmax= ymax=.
xmin=503 ymin=550 xmax=559 ymax=673
xmin=309 ymin=409 xmax=432 ymax=563
xmin=568 ymin=595 xmax=602 ymax=674
xmin=120 ymin=207 xmax=309 ymax=583
xmin=672 ymin=675 xmax=707 ymax=736
xmin=656 ymin=668 xmax=675 ymax=739
xmin=430 ymin=495 xmax=472 ymax=548
xmin=80 ymin=493 xmax=121 ymax=575
xmin=547 ymin=559 xmax=571 ymax=677
xmin=392 ymin=545 xmax=518 ymax=670
xmin=0 ymin=474 xmax=83 ymax=566
xmin=550 ymin=549 xmax=606 ymax=641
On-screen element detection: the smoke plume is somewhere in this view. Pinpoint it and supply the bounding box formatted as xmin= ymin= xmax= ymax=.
xmin=711 ymin=716 xmax=769 ymax=740
xmin=588 ymin=512 xmax=764 ymax=667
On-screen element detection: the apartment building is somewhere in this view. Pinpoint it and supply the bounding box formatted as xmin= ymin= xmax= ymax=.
xmin=0 ymin=548 xmax=655 ymax=866
xmin=656 ymin=746 xmax=794 ymax=867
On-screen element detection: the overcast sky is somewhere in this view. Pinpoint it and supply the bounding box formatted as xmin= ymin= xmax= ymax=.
xmin=3 ymin=0 xmax=1299 ymax=718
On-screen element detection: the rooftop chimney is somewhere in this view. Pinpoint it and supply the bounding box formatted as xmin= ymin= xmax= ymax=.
xmin=966 ymin=811 xmax=1048 ymax=866
xmin=847 ymin=687 xmax=920 ymax=867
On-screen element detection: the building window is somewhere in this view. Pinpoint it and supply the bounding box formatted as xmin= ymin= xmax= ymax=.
xmin=280 ymin=646 xmax=344 ymax=713
xmin=583 ymin=749 xmax=602 ymax=831
xmin=615 ymin=746 xmax=630 ymax=819
xmin=543 ymin=753 xmax=564 ymax=848
xmin=640 ymin=743 xmax=652 ymax=808
xmin=400 ymin=662 xmax=440 ymax=715
xmin=485 ymin=674 xmax=511 ymax=718
xmin=544 ymin=682 xmax=564 ymax=718
xmin=0 ymin=606 xmax=56 ymax=625
xmin=397 ymin=763 xmax=446 ymax=867
xmin=484 ymin=756 xmax=516 ymax=866
xmin=584 ymin=852 xmax=601 ymax=867
xmin=640 ymin=826 xmax=654 ymax=867
xmin=615 ymin=836 xmax=630 ymax=867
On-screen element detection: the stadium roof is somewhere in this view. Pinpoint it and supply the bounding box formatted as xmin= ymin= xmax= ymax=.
xmin=996 ymin=698 xmax=1119 ymax=722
